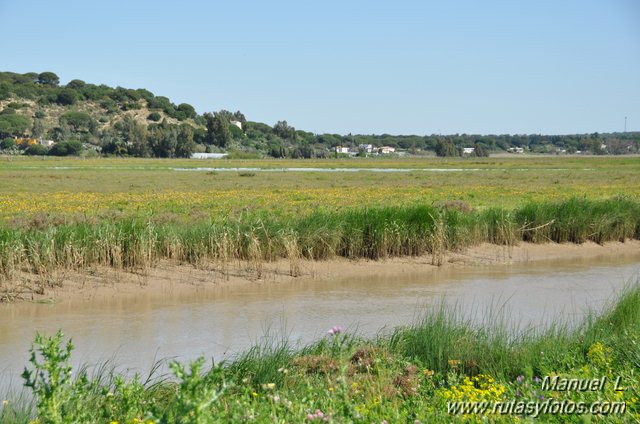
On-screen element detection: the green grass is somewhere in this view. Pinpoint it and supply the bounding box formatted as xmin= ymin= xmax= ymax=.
xmin=1 ymin=197 xmax=638 ymax=283
xmin=1 ymin=156 xmax=639 ymax=213
xmin=3 ymin=283 xmax=639 ymax=423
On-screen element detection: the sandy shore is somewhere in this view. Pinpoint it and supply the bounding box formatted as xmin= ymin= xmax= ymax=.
xmin=3 ymin=240 xmax=640 ymax=304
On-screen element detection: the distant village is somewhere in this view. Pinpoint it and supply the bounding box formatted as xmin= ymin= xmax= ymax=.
xmin=334 ymin=144 xmax=398 ymax=156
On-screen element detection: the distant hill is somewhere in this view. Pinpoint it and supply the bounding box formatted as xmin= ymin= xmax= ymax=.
xmin=1 ymin=71 xmax=638 ymax=158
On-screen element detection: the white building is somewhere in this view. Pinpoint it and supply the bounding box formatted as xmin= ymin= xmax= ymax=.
xmin=379 ymin=146 xmax=396 ymax=154
xmin=335 ymin=146 xmax=350 ymax=154
xmin=191 ymin=153 xmax=228 ymax=159
xmin=358 ymin=144 xmax=374 ymax=153
xmin=507 ymin=147 xmax=524 ymax=154
xmin=39 ymin=138 xmax=55 ymax=147
xmin=462 ymin=147 xmax=475 ymax=155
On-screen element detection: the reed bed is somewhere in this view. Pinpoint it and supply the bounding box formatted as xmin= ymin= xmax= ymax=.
xmin=0 ymin=197 xmax=638 ymax=280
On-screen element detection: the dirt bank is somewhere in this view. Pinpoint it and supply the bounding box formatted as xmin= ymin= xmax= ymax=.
xmin=3 ymin=240 xmax=640 ymax=304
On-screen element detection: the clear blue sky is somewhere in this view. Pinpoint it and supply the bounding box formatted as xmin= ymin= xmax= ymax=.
xmin=1 ymin=0 xmax=638 ymax=135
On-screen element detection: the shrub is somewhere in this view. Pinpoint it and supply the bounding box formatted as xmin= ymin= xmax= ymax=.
xmin=24 ymin=144 xmax=49 ymax=155
xmin=56 ymin=89 xmax=77 ymax=106
xmin=1 ymin=137 xmax=16 ymax=149
xmin=48 ymin=140 xmax=82 ymax=156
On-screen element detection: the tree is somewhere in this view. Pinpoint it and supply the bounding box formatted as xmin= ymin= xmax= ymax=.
xmin=0 ymin=113 xmax=31 ymax=138
xmin=56 ymin=89 xmax=77 ymax=106
xmin=37 ymin=72 xmax=60 ymax=87
xmin=206 ymin=112 xmax=231 ymax=148
xmin=175 ymin=124 xmax=196 ymax=158
xmin=66 ymin=79 xmax=86 ymax=89
xmin=203 ymin=112 xmax=215 ymax=145
xmin=147 ymin=112 xmax=161 ymax=122
xmin=213 ymin=113 xmax=231 ymax=148
xmin=273 ymin=120 xmax=296 ymax=140
xmin=267 ymin=141 xmax=287 ymax=158
xmin=228 ymin=123 xmax=243 ymax=140
xmin=100 ymin=132 xmax=128 ymax=156
xmin=32 ymin=118 xmax=46 ymax=138
xmin=474 ymin=143 xmax=489 ymax=157
xmin=435 ymin=139 xmax=458 ymax=157
xmin=233 ymin=110 xmax=247 ymax=128
xmin=290 ymin=143 xmax=313 ymax=159
xmin=126 ymin=119 xmax=149 ymax=157
xmin=148 ymin=121 xmax=178 ymax=157
xmin=176 ymin=103 xmax=196 ymax=120
xmin=50 ymin=122 xmax=72 ymax=142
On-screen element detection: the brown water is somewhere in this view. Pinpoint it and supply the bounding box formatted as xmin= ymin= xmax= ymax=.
xmin=1 ymin=255 xmax=639 ymax=390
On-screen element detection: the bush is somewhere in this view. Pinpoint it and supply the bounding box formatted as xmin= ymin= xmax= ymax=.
xmin=48 ymin=141 xmax=82 ymax=156
xmin=7 ymin=102 xmax=29 ymax=110
xmin=1 ymin=137 xmax=16 ymax=149
xmin=226 ymin=150 xmax=262 ymax=159
xmin=147 ymin=112 xmax=161 ymax=122
xmin=24 ymin=144 xmax=48 ymax=155
xmin=56 ymin=89 xmax=77 ymax=106
xmin=60 ymin=111 xmax=94 ymax=132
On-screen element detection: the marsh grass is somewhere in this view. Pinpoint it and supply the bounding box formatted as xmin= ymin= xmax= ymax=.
xmin=0 ymin=198 xmax=638 ymax=285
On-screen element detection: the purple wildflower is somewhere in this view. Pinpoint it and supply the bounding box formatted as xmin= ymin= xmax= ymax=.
xmin=327 ymin=326 xmax=344 ymax=336
xmin=307 ymin=409 xmax=329 ymax=421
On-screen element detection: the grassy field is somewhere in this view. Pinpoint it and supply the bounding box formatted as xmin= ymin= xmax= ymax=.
xmin=1 ymin=155 xmax=639 ymax=291
xmin=2 ymin=283 xmax=639 ymax=423
xmin=1 ymin=156 xmax=639 ymax=222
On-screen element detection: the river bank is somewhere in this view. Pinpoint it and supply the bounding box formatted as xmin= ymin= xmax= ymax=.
xmin=3 ymin=275 xmax=639 ymax=423
xmin=5 ymin=239 xmax=639 ymax=304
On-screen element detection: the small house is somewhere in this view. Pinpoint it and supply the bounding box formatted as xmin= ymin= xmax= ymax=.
xmin=358 ymin=144 xmax=374 ymax=153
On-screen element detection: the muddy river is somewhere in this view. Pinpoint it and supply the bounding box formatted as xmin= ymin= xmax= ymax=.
xmin=1 ymin=255 xmax=639 ymax=391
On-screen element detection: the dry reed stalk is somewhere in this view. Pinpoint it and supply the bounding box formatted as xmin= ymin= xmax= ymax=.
xmin=283 ymin=235 xmax=301 ymax=277
xmin=429 ymin=213 xmax=446 ymax=266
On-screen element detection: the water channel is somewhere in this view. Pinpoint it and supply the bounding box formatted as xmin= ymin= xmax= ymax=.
xmin=1 ymin=254 xmax=639 ymax=392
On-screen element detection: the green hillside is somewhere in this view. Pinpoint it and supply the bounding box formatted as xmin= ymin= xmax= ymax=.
xmin=1 ymin=71 xmax=638 ymax=158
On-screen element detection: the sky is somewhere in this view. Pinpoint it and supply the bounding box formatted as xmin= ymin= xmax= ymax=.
xmin=1 ymin=0 xmax=638 ymax=135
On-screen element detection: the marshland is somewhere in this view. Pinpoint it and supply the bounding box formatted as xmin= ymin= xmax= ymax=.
xmin=1 ymin=156 xmax=639 ymax=287
xmin=3 ymin=0 xmax=640 ymax=419
xmin=1 ymin=155 xmax=639 ymax=422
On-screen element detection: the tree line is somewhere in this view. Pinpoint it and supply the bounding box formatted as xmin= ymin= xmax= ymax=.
xmin=1 ymin=71 xmax=639 ymax=157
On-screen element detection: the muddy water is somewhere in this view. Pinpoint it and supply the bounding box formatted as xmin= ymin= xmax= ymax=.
xmin=1 ymin=255 xmax=639 ymax=389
